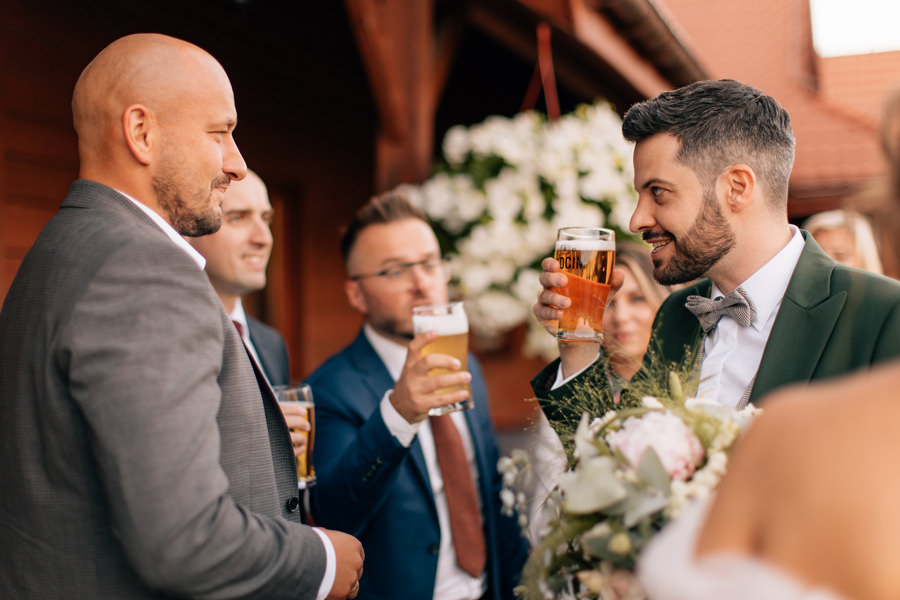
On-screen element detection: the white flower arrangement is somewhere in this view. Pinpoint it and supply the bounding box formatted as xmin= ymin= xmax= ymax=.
xmin=395 ymin=102 xmax=638 ymax=360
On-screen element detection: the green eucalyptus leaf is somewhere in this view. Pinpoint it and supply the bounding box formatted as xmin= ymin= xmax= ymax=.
xmin=623 ymin=493 xmax=669 ymax=528
xmin=638 ymin=447 xmax=671 ymax=493
xmin=559 ymin=456 xmax=627 ymax=514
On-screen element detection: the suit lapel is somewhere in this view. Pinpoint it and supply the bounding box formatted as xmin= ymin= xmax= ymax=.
xmin=649 ymin=281 xmax=708 ymax=372
xmin=346 ymin=332 xmax=434 ymax=498
xmin=751 ymin=235 xmax=844 ymax=403
xmin=247 ymin=319 xmax=277 ymax=384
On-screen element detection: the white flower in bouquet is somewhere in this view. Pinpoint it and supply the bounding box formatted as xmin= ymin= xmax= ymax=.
xmin=399 ymin=101 xmax=637 ymax=360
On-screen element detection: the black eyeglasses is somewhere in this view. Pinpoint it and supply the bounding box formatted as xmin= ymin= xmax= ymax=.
xmin=349 ymin=256 xmax=450 ymax=282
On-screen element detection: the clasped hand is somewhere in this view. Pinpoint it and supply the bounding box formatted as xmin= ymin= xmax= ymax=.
xmin=278 ymin=403 xmax=311 ymax=458
xmin=390 ymin=331 xmax=471 ymax=423
xmin=532 ymin=257 xmax=625 ymax=378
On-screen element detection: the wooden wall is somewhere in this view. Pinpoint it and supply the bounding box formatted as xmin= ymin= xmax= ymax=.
xmin=0 ymin=0 xmax=599 ymax=429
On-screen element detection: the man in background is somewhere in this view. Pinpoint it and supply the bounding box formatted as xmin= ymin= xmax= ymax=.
xmin=0 ymin=33 xmax=362 ymax=599
xmin=307 ymin=193 xmax=528 ymax=600
xmin=189 ymin=168 xmax=289 ymax=387
xmin=188 ymin=169 xmax=311 ymax=486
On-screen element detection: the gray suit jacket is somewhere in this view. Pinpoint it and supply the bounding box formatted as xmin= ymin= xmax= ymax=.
xmin=0 ymin=180 xmax=326 ymax=598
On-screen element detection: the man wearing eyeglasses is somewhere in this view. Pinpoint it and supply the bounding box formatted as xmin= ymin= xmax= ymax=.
xmin=306 ymin=193 xmax=527 ymax=600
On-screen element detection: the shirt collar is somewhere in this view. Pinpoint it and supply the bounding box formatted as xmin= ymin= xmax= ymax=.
xmin=117 ymin=189 xmax=207 ymax=270
xmin=229 ymin=299 xmax=248 ymax=341
xmin=363 ymin=324 xmax=409 ymax=382
xmin=710 ymin=225 xmax=805 ymax=331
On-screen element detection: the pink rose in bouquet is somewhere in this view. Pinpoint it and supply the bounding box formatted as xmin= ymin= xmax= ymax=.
xmin=606 ymin=412 xmax=704 ymax=481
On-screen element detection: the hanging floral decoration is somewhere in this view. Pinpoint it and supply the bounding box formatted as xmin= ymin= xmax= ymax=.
xmin=395 ymin=102 xmax=639 ymax=360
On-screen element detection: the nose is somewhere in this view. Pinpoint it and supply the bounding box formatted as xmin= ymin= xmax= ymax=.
xmin=250 ymin=216 xmax=273 ymax=249
xmin=223 ymin=134 xmax=248 ymax=182
xmin=407 ymin=263 xmax=432 ymax=291
xmin=629 ymin=195 xmax=654 ymax=234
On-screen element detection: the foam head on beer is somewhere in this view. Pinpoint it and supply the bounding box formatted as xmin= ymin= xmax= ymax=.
xmin=412 ymin=302 xmax=473 ymax=414
xmin=412 ymin=305 xmax=469 ymax=337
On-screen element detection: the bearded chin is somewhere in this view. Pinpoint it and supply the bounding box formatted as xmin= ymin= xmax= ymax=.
xmin=152 ymin=176 xmax=222 ymax=237
xmin=179 ymin=209 xmax=222 ymax=237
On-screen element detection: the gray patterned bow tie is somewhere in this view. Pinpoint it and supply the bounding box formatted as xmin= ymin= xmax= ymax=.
xmin=684 ymin=286 xmax=756 ymax=334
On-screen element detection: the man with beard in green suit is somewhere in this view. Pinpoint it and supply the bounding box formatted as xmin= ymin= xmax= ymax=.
xmin=532 ymin=79 xmax=900 ymax=415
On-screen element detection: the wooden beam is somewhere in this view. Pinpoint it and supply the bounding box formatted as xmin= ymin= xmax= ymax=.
xmin=343 ymin=0 xmax=407 ymax=140
xmin=345 ymin=0 xmax=445 ymax=191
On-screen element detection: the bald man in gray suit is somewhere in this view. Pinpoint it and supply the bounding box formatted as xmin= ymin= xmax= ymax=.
xmin=0 ymin=34 xmax=362 ymax=599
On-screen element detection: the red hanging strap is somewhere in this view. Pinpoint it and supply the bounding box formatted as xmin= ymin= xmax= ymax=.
xmin=519 ymin=22 xmax=561 ymax=121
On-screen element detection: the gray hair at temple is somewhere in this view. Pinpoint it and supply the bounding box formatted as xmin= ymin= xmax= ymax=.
xmin=621 ymin=79 xmax=796 ymax=207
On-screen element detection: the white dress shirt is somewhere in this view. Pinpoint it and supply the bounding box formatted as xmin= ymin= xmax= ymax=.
xmin=120 ymin=190 xmax=336 ymax=600
xmin=696 ymin=226 xmax=805 ymax=407
xmin=364 ymin=324 xmax=487 ymax=600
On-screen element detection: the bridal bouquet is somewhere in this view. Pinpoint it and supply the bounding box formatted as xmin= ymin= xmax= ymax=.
xmin=501 ymin=368 xmax=760 ymax=600
xmin=394 ymin=101 xmax=638 ymax=360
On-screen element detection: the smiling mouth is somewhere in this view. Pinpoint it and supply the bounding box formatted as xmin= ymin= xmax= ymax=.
xmin=643 ymin=231 xmax=674 ymax=254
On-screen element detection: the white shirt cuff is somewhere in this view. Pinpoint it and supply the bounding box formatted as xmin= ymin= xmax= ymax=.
xmin=313 ymin=527 xmax=336 ymax=600
xmin=379 ymin=389 xmax=420 ymax=447
xmin=551 ymin=351 xmax=601 ymax=390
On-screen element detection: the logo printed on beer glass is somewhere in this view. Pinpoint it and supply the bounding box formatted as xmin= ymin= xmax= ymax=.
xmin=554 ymin=227 xmax=616 ymax=342
xmin=412 ymin=302 xmax=473 ymax=416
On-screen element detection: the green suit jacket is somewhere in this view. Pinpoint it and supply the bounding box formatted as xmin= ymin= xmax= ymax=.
xmin=533 ymin=232 xmax=900 ymax=416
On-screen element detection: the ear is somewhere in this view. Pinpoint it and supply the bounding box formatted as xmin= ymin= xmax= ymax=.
xmin=121 ymin=104 xmax=154 ymax=166
xmin=718 ymin=164 xmax=756 ymax=213
xmin=344 ymin=279 xmax=368 ymax=315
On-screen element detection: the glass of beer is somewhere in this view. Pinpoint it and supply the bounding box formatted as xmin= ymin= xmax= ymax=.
xmin=274 ymin=384 xmax=316 ymax=489
xmin=554 ymin=227 xmax=616 ymax=342
xmin=412 ymin=302 xmax=472 ymax=416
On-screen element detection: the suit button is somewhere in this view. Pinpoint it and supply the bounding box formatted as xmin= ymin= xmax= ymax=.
xmin=286 ymin=496 xmax=300 ymax=513
xmin=428 ymin=543 xmax=440 ymax=555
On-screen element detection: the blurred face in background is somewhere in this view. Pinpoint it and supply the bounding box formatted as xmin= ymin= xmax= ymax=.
xmin=812 ymin=227 xmax=862 ymax=269
xmin=344 ymin=218 xmax=449 ymax=345
xmin=602 ymin=264 xmax=656 ymax=379
xmin=188 ymin=170 xmax=273 ymax=312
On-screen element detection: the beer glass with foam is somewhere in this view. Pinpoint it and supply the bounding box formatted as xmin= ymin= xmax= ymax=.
xmin=412 ymin=301 xmax=472 ymax=416
xmin=554 ymin=227 xmax=616 ymax=342
xmin=274 ymin=384 xmax=317 ymax=489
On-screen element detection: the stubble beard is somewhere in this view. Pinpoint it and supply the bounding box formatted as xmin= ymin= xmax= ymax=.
xmin=651 ymin=188 xmax=736 ymax=285
xmin=153 ymin=171 xmax=228 ymax=237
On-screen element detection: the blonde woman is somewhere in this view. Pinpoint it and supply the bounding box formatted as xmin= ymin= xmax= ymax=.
xmin=802 ymin=209 xmax=883 ymax=274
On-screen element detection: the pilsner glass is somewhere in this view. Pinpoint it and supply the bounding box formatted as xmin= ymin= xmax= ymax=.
xmin=554 ymin=227 xmax=616 ymax=342
xmin=274 ymin=384 xmax=317 ymax=489
xmin=412 ymin=302 xmax=472 ymax=416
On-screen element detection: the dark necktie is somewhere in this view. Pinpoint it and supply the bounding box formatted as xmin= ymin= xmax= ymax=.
xmin=429 ymin=414 xmax=486 ymax=578
xmin=684 ymin=286 xmax=756 ymax=334
xmin=232 ymin=320 xmax=243 ymax=337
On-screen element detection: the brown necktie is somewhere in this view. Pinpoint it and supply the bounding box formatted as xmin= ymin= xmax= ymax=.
xmin=429 ymin=414 xmax=486 ymax=578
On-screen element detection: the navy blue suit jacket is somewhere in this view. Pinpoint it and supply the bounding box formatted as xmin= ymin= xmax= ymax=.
xmin=307 ymin=330 xmax=527 ymax=600
xmin=247 ymin=315 xmax=290 ymax=387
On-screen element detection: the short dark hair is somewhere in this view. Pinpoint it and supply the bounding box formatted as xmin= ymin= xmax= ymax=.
xmin=622 ymin=79 xmax=795 ymax=204
xmin=340 ymin=191 xmax=430 ymax=266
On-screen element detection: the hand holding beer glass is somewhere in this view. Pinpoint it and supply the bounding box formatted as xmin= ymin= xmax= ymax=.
xmin=275 ymin=384 xmax=317 ymax=489
xmin=412 ymin=302 xmax=473 ymax=416
xmin=553 ymin=227 xmax=616 ymax=342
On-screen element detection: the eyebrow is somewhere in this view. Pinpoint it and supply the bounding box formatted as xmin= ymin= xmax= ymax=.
xmin=375 ymin=252 xmax=439 ymax=268
xmin=637 ymin=177 xmax=673 ymax=191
